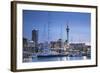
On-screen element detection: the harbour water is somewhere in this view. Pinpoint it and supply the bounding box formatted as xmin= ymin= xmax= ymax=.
xmin=31 ymin=56 xmax=90 ymax=62
xmin=23 ymin=47 xmax=91 ymax=62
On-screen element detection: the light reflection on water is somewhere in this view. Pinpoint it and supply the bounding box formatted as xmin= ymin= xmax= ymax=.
xmin=32 ymin=56 xmax=90 ymax=62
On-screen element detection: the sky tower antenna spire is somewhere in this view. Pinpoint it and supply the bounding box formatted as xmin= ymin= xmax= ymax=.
xmin=66 ymin=21 xmax=70 ymax=44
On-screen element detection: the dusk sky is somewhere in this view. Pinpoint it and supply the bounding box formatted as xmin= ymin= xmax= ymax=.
xmin=23 ymin=10 xmax=91 ymax=45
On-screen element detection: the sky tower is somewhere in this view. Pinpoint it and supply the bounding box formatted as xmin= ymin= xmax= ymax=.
xmin=66 ymin=25 xmax=70 ymax=43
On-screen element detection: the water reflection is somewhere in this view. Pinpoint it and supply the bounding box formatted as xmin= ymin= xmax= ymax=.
xmin=31 ymin=56 xmax=90 ymax=62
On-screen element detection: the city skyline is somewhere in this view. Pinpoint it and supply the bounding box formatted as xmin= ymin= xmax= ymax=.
xmin=23 ymin=10 xmax=91 ymax=45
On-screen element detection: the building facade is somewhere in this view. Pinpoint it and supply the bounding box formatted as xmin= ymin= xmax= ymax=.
xmin=32 ymin=29 xmax=38 ymax=47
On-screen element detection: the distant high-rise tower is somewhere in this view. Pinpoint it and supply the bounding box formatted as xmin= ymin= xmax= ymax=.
xmin=32 ymin=29 xmax=38 ymax=46
xmin=66 ymin=25 xmax=70 ymax=43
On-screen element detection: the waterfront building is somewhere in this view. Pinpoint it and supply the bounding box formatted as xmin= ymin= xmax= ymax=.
xmin=50 ymin=41 xmax=56 ymax=49
xmin=32 ymin=29 xmax=38 ymax=47
xmin=27 ymin=40 xmax=35 ymax=48
xmin=23 ymin=40 xmax=36 ymax=61
xmin=63 ymin=40 xmax=70 ymax=51
xmin=23 ymin=37 xmax=28 ymax=48
xmin=57 ymin=39 xmax=62 ymax=48
xmin=70 ymin=43 xmax=85 ymax=50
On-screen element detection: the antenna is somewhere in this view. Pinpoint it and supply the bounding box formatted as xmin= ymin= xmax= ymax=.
xmin=60 ymin=23 xmax=62 ymax=40
xmin=47 ymin=11 xmax=51 ymax=44
xmin=43 ymin=24 xmax=46 ymax=42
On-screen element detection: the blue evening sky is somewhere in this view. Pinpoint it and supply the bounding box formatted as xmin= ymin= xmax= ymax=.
xmin=23 ymin=10 xmax=91 ymax=44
